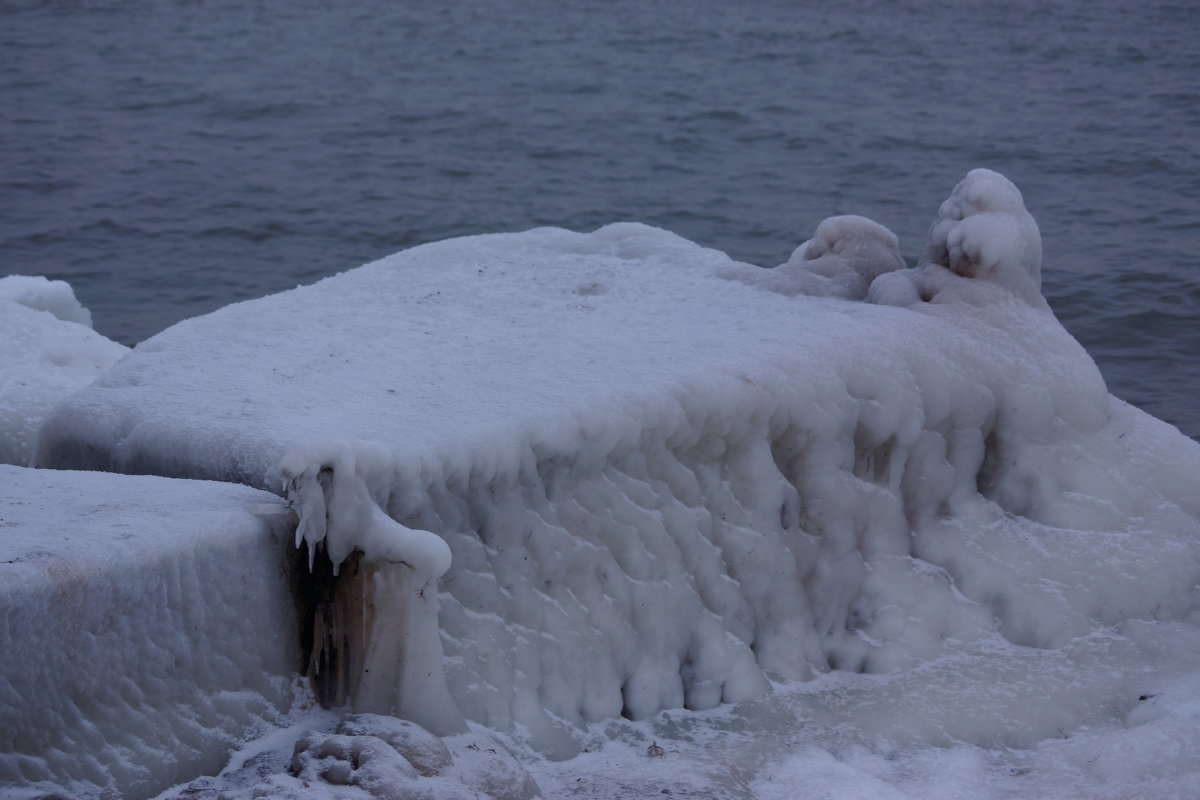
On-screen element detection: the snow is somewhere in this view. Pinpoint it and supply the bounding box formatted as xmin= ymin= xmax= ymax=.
xmin=866 ymin=169 xmax=1045 ymax=308
xmin=9 ymin=169 xmax=1200 ymax=798
xmin=731 ymin=214 xmax=906 ymax=300
xmin=0 ymin=275 xmax=129 ymax=466
xmin=0 ymin=275 xmax=95 ymax=328
xmin=0 ymin=465 xmax=300 ymax=800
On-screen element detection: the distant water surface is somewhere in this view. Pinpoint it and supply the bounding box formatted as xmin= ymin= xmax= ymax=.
xmin=2 ymin=0 xmax=1197 ymax=436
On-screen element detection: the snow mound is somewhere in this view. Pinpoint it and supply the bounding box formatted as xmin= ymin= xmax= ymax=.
xmin=724 ymin=214 xmax=905 ymax=299
xmin=32 ymin=171 xmax=1200 ymax=772
xmin=868 ymin=168 xmax=1045 ymax=308
xmin=0 ymin=274 xmax=94 ymax=327
xmin=0 ymin=277 xmax=128 ymax=466
xmin=0 ymin=465 xmax=300 ymax=800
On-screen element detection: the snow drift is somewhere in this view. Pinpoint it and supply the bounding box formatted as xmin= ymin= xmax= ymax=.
xmin=25 ymin=169 xmax=1200 ymax=795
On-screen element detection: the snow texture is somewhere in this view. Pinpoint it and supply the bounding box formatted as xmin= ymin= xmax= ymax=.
xmin=731 ymin=214 xmax=906 ymax=300
xmin=0 ymin=465 xmax=300 ymax=800
xmin=0 ymin=275 xmax=95 ymax=328
xmin=0 ymin=276 xmax=129 ymax=466
xmin=866 ymin=168 xmax=1046 ymax=308
xmin=24 ymin=170 xmax=1200 ymax=795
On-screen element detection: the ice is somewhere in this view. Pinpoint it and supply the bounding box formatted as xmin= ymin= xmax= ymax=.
xmin=19 ymin=170 xmax=1200 ymax=797
xmin=0 ymin=277 xmax=128 ymax=466
xmin=0 ymin=465 xmax=301 ymax=800
xmin=0 ymin=274 xmax=95 ymax=328
xmin=867 ymin=168 xmax=1046 ymax=308
xmin=155 ymin=714 xmax=542 ymax=800
xmin=724 ymin=215 xmax=906 ymax=300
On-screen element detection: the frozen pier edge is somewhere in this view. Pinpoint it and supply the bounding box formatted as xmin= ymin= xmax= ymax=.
xmin=30 ymin=171 xmax=1200 ymax=780
xmin=0 ymin=466 xmax=299 ymax=798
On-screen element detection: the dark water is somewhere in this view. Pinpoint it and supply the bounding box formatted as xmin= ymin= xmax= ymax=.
xmin=3 ymin=0 xmax=1198 ymax=436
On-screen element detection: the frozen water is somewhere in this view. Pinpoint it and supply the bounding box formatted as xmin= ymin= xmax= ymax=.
xmin=18 ymin=170 xmax=1200 ymax=797
xmin=725 ymin=215 xmax=906 ymax=300
xmin=0 ymin=275 xmax=95 ymax=328
xmin=0 ymin=276 xmax=128 ymax=466
xmin=0 ymin=465 xmax=300 ymax=800
xmin=866 ymin=169 xmax=1046 ymax=308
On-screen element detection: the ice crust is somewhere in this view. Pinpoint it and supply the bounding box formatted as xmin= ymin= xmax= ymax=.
xmin=0 ymin=465 xmax=300 ymax=799
xmin=0 ymin=276 xmax=129 ymax=466
xmin=26 ymin=170 xmax=1200 ymax=792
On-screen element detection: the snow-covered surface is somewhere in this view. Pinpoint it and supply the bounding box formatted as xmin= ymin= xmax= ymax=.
xmin=0 ymin=275 xmax=95 ymax=328
xmin=0 ymin=465 xmax=300 ymax=800
xmin=0 ymin=275 xmax=129 ymax=466
xmin=18 ymin=170 xmax=1200 ymax=797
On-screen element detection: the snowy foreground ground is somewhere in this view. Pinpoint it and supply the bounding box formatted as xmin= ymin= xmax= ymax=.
xmin=3 ymin=171 xmax=1200 ymax=799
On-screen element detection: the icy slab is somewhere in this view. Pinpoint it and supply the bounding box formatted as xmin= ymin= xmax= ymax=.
xmin=0 ymin=276 xmax=129 ymax=466
xmin=0 ymin=465 xmax=300 ymax=800
xmin=34 ymin=173 xmax=1200 ymax=761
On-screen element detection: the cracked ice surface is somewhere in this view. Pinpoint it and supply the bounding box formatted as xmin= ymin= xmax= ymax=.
xmin=29 ymin=171 xmax=1200 ymax=793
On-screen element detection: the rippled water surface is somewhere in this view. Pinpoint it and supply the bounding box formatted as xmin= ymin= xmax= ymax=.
xmin=3 ymin=0 xmax=1198 ymax=435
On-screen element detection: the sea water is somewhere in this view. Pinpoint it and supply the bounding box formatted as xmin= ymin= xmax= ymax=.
xmin=2 ymin=0 xmax=1197 ymax=437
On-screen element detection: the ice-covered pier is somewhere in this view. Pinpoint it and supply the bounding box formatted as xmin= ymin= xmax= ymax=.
xmin=5 ymin=171 xmax=1200 ymax=799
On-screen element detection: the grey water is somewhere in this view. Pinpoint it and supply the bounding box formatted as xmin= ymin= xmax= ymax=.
xmin=3 ymin=0 xmax=1198 ymax=437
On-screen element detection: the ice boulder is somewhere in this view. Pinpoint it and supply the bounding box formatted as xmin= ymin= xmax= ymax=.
xmin=868 ymin=168 xmax=1046 ymax=307
xmin=33 ymin=172 xmax=1200 ymax=761
xmin=0 ymin=276 xmax=128 ymax=466
xmin=0 ymin=274 xmax=95 ymax=327
xmin=0 ymin=465 xmax=301 ymax=800
xmin=724 ymin=214 xmax=906 ymax=300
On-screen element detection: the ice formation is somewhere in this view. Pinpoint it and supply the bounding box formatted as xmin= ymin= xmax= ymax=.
xmin=0 ymin=275 xmax=129 ymax=466
xmin=866 ymin=168 xmax=1047 ymax=308
xmin=17 ymin=170 xmax=1200 ymax=797
xmin=728 ymin=214 xmax=906 ymax=300
xmin=0 ymin=465 xmax=299 ymax=799
xmin=0 ymin=274 xmax=95 ymax=328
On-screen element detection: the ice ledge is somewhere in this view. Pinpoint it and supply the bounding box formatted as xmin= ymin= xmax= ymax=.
xmin=0 ymin=466 xmax=300 ymax=800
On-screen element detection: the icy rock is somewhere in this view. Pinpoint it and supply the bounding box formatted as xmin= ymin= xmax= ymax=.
xmin=0 ymin=274 xmax=94 ymax=327
xmin=282 ymin=727 xmax=539 ymax=800
xmin=724 ymin=214 xmax=905 ymax=299
xmin=0 ymin=280 xmax=128 ymax=466
xmin=868 ymin=168 xmax=1046 ymax=308
xmin=0 ymin=465 xmax=299 ymax=800
xmin=336 ymin=714 xmax=454 ymax=777
xmin=291 ymin=731 xmax=419 ymax=785
xmin=32 ymin=171 xmax=1200 ymax=760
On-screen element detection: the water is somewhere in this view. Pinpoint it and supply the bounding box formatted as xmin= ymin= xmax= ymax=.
xmin=3 ymin=0 xmax=1198 ymax=437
